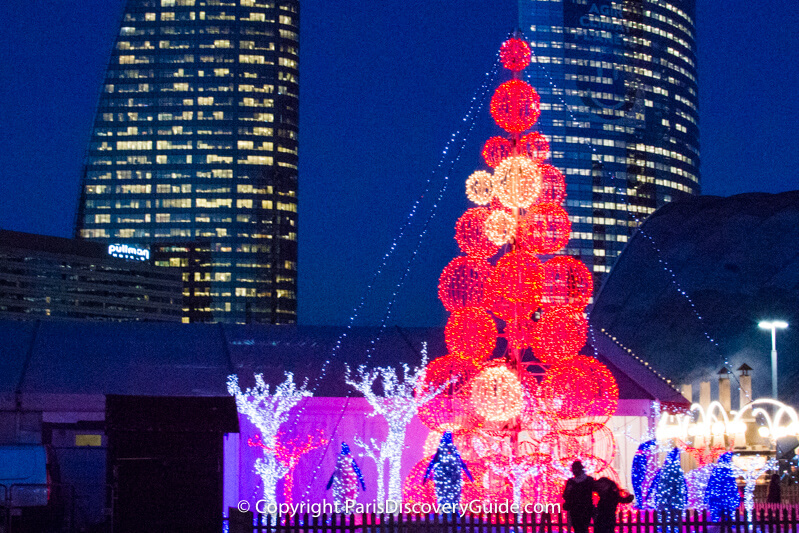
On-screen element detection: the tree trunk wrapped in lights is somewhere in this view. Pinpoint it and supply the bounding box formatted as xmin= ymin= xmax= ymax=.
xmin=227 ymin=372 xmax=311 ymax=507
xmin=345 ymin=343 xmax=447 ymax=503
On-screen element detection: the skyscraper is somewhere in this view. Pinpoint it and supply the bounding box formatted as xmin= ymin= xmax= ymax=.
xmin=76 ymin=0 xmax=299 ymax=324
xmin=519 ymin=0 xmax=699 ymax=286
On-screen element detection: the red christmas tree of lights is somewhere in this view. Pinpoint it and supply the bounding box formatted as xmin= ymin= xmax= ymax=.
xmin=409 ymin=35 xmax=620 ymax=506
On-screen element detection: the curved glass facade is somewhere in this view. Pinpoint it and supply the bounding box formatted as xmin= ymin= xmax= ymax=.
xmin=76 ymin=0 xmax=299 ymax=323
xmin=520 ymin=0 xmax=699 ymax=285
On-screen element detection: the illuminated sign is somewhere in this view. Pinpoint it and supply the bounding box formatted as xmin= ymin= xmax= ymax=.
xmin=108 ymin=244 xmax=150 ymax=261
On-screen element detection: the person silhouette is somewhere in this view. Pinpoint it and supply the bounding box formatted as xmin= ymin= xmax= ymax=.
xmin=562 ymin=461 xmax=595 ymax=533
xmin=594 ymin=477 xmax=634 ymax=533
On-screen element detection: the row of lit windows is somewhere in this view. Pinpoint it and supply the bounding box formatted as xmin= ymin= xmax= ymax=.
xmin=124 ymin=11 xmax=296 ymax=24
xmin=80 ymin=228 xmax=297 ymax=241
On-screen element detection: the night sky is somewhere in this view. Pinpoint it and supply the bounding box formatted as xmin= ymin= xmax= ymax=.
xmin=0 ymin=0 xmax=797 ymax=327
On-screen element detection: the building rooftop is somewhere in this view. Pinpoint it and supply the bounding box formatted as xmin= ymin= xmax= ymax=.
xmin=0 ymin=320 xmax=687 ymax=406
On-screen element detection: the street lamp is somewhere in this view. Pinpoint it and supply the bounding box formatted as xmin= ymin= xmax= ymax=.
xmin=758 ymin=320 xmax=788 ymax=400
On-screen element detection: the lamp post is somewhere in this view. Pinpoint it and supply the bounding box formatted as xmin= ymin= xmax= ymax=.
xmin=758 ymin=320 xmax=788 ymax=400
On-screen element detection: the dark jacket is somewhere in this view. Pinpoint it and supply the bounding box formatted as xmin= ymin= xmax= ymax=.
xmin=563 ymin=475 xmax=595 ymax=519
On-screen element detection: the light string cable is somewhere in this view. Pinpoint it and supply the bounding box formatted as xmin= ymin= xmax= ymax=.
xmin=524 ymin=46 xmax=751 ymax=403
xmin=298 ymin=57 xmax=502 ymax=501
xmin=363 ymin=58 xmax=502 ymax=358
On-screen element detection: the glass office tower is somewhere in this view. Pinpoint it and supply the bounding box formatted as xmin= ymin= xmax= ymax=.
xmin=519 ymin=0 xmax=699 ymax=288
xmin=76 ymin=0 xmax=299 ymax=323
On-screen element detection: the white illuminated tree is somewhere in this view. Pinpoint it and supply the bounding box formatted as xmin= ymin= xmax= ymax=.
xmin=227 ymin=372 xmax=312 ymax=506
xmin=345 ymin=343 xmax=447 ymax=503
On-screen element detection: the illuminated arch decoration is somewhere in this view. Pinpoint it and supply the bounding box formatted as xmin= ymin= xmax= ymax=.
xmin=482 ymin=137 xmax=513 ymax=168
xmin=455 ymin=207 xmax=500 ymax=259
xmin=438 ymin=256 xmax=495 ymax=312
xmin=422 ymin=35 xmax=621 ymax=504
xmin=499 ymin=37 xmax=532 ymax=72
xmin=492 ymin=156 xmax=542 ymax=209
xmin=490 ymin=79 xmax=541 ymax=133
xmin=517 ymin=203 xmax=571 ymax=254
xmin=445 ymin=307 xmax=498 ymax=362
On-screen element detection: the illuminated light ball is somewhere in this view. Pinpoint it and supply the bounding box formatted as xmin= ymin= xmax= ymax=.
xmin=438 ymin=256 xmax=496 ymax=312
xmin=517 ymin=203 xmax=571 ymax=255
xmin=505 ymin=317 xmax=537 ymax=351
xmin=445 ymin=307 xmax=498 ymax=363
xmin=465 ymin=170 xmax=494 ymax=205
xmin=489 ymin=294 xmax=536 ymax=323
xmin=559 ymin=423 xmax=618 ymax=473
xmin=542 ymin=255 xmax=593 ymax=310
xmin=482 ymin=136 xmax=513 ymax=168
xmin=483 ymin=209 xmax=517 ymax=246
xmin=499 ymin=37 xmax=532 ymax=72
xmin=454 ymin=207 xmax=500 ymax=259
xmin=530 ymin=305 xmax=587 ymax=364
xmin=492 ymin=156 xmax=542 ymax=209
xmin=402 ymin=457 xmax=438 ymax=506
xmin=487 ymin=250 xmax=544 ymax=306
xmin=541 ymin=356 xmax=619 ymax=423
xmin=416 ymin=354 xmax=482 ymax=432
xmin=490 ymin=79 xmax=541 ymax=133
xmin=519 ymin=132 xmax=550 ymax=162
xmin=470 ymin=363 xmax=525 ymax=422
xmin=538 ymin=164 xmax=566 ymax=205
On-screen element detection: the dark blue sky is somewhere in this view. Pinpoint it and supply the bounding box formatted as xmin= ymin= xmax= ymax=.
xmin=0 ymin=0 xmax=796 ymax=327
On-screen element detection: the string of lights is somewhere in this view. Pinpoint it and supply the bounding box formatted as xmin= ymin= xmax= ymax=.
xmin=296 ymin=58 xmax=503 ymax=502
xmin=525 ymin=45 xmax=752 ymax=404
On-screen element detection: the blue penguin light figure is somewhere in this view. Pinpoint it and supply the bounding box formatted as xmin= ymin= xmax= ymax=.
xmin=423 ymin=431 xmax=473 ymax=506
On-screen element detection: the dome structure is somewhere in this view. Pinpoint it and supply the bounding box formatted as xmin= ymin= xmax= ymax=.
xmin=590 ymin=192 xmax=799 ymax=405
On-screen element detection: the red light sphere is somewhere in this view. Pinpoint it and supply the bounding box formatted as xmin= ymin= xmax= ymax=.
xmin=487 ymin=250 xmax=544 ymax=308
xmin=538 ymin=164 xmax=566 ymax=205
xmin=445 ymin=307 xmax=498 ymax=363
xmin=500 ymin=37 xmax=532 ymax=72
xmin=520 ymin=132 xmax=550 ymax=162
xmin=438 ymin=256 xmax=496 ymax=312
xmin=530 ymin=305 xmax=587 ymax=364
xmin=402 ymin=457 xmax=437 ymax=506
xmin=482 ymin=136 xmax=513 ymax=168
xmin=517 ymin=203 xmax=571 ymax=254
xmin=541 ymin=256 xmax=593 ymax=310
xmin=490 ymin=80 xmax=541 ymax=133
xmin=489 ymin=294 xmax=536 ymax=323
xmin=455 ymin=207 xmax=500 ymax=259
xmin=559 ymin=423 xmax=617 ymax=473
xmin=416 ymin=354 xmax=482 ymax=432
xmin=541 ymin=355 xmax=619 ymax=423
